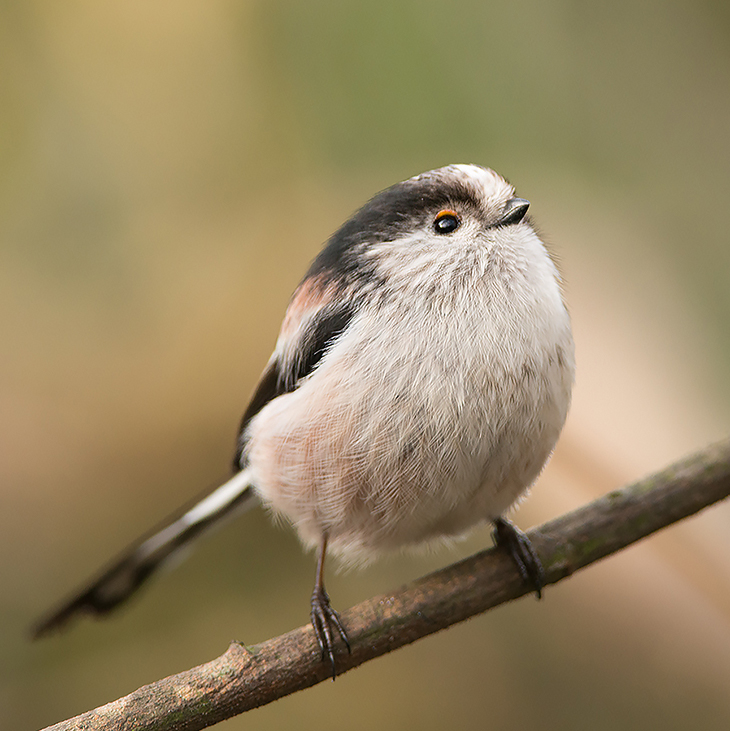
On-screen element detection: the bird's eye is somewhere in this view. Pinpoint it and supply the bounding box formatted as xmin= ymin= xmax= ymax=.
xmin=433 ymin=209 xmax=460 ymax=235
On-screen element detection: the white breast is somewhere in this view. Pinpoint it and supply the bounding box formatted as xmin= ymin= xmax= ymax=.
xmin=245 ymin=225 xmax=574 ymax=560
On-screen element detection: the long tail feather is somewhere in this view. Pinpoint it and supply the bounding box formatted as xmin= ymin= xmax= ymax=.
xmin=32 ymin=470 xmax=257 ymax=638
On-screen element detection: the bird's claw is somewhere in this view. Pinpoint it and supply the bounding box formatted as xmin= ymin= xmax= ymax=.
xmin=311 ymin=586 xmax=350 ymax=679
xmin=493 ymin=517 xmax=546 ymax=599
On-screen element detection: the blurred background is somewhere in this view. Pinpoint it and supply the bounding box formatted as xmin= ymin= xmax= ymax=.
xmin=2 ymin=1 xmax=730 ymax=729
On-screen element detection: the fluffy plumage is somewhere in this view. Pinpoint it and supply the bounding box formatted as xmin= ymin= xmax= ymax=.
xmin=34 ymin=165 xmax=574 ymax=664
xmin=243 ymin=165 xmax=573 ymax=557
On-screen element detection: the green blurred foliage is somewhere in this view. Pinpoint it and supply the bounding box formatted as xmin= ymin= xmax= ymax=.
xmin=1 ymin=1 xmax=730 ymax=729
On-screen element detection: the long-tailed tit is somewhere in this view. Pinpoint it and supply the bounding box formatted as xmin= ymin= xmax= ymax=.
xmin=34 ymin=164 xmax=575 ymax=677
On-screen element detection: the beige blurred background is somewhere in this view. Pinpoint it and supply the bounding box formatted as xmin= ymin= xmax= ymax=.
xmin=2 ymin=1 xmax=730 ymax=729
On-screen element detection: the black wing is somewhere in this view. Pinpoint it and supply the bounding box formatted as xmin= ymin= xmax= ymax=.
xmin=232 ymin=300 xmax=356 ymax=469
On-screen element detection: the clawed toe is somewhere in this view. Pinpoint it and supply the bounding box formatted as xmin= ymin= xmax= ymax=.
xmin=493 ymin=517 xmax=546 ymax=599
xmin=311 ymin=586 xmax=350 ymax=679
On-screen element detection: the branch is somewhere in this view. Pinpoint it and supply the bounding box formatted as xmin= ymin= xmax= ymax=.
xmin=43 ymin=440 xmax=730 ymax=731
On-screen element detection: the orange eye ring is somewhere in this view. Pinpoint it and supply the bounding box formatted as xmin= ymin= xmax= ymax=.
xmin=433 ymin=209 xmax=460 ymax=234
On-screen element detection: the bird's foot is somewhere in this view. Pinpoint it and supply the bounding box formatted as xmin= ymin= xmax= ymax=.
xmin=311 ymin=586 xmax=350 ymax=679
xmin=493 ymin=517 xmax=546 ymax=599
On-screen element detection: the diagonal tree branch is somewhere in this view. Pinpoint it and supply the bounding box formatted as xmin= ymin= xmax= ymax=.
xmin=42 ymin=440 xmax=730 ymax=731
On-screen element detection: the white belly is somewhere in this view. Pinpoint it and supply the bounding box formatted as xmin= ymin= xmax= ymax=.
xmin=245 ymin=271 xmax=574 ymax=559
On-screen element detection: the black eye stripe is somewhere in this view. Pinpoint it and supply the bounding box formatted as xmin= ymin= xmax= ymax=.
xmin=433 ymin=210 xmax=460 ymax=235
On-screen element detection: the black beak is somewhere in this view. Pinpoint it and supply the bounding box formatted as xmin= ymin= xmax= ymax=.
xmin=499 ymin=198 xmax=530 ymax=226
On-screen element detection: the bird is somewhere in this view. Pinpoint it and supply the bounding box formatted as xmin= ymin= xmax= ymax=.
xmin=33 ymin=164 xmax=575 ymax=677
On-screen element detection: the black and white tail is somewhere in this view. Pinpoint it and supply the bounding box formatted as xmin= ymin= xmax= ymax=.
xmin=32 ymin=469 xmax=257 ymax=638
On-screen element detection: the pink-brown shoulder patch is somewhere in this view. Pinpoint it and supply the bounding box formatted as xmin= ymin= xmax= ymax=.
xmin=279 ymin=274 xmax=338 ymax=340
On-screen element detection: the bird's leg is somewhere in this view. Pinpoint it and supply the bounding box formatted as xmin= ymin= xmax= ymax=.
xmin=310 ymin=535 xmax=350 ymax=679
xmin=493 ymin=517 xmax=546 ymax=599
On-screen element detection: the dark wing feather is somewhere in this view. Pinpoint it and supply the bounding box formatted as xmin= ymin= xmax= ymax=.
xmin=232 ymin=358 xmax=282 ymax=470
xmin=232 ymin=299 xmax=356 ymax=469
